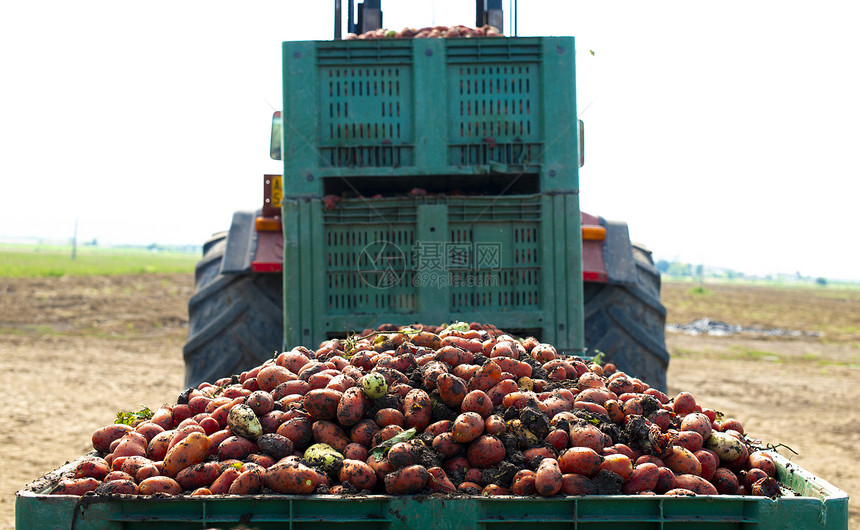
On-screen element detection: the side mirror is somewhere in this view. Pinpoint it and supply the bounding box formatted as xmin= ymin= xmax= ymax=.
xmin=578 ymin=119 xmax=585 ymax=168
xmin=270 ymin=111 xmax=282 ymax=161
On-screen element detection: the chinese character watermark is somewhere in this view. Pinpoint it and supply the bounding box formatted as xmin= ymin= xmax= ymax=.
xmin=413 ymin=242 xmax=501 ymax=271
xmin=356 ymin=240 xmax=502 ymax=289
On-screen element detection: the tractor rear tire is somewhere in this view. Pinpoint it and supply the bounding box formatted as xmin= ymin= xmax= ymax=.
xmin=583 ymin=244 xmax=670 ymax=391
xmin=183 ymin=233 xmax=284 ymax=389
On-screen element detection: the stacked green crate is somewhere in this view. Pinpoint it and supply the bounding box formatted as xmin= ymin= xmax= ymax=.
xmin=280 ymin=37 xmax=582 ymax=350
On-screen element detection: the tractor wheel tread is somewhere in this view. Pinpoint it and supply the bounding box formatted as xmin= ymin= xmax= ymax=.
xmin=183 ymin=237 xmax=284 ymax=388
xmin=583 ymin=244 xmax=670 ymax=391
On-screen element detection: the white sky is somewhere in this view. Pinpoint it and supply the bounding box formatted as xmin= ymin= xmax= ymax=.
xmin=1 ymin=1 xmax=858 ymax=280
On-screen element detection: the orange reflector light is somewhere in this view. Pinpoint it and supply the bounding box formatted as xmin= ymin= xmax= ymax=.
xmin=581 ymin=225 xmax=606 ymax=241
xmin=255 ymin=217 xmax=282 ymax=232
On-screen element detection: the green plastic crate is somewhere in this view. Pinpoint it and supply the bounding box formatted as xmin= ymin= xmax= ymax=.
xmin=281 ymin=37 xmax=579 ymax=195
xmin=278 ymin=36 xmax=584 ymax=353
xmin=16 ymin=453 xmax=849 ymax=529
xmin=282 ymin=193 xmax=583 ymax=352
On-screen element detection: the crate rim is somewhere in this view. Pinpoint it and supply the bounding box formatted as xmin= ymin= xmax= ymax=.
xmin=17 ymin=453 xmax=848 ymax=503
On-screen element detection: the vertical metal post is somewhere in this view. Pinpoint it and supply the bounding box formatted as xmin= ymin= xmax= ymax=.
xmin=476 ymin=0 xmax=504 ymax=33
xmin=487 ymin=0 xmax=503 ymax=32
xmin=334 ymin=0 xmax=342 ymax=39
xmin=71 ymin=219 xmax=78 ymax=260
xmin=360 ymin=0 xmax=382 ymax=32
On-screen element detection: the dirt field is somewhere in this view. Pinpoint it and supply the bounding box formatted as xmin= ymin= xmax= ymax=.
xmin=1 ymin=275 xmax=857 ymax=528
xmin=662 ymin=282 xmax=859 ymax=527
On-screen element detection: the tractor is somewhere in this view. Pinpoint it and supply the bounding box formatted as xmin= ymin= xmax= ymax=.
xmin=182 ymin=0 xmax=669 ymax=391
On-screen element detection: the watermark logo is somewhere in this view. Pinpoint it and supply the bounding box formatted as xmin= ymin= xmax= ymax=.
xmin=356 ymin=240 xmax=502 ymax=289
xmin=412 ymin=241 xmax=502 ymax=287
xmin=414 ymin=241 xmax=502 ymax=271
xmin=412 ymin=270 xmax=500 ymax=288
xmin=475 ymin=243 xmax=501 ymax=269
xmin=356 ymin=241 xmax=406 ymax=289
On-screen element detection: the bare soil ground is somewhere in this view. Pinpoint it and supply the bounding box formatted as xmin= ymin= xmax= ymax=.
xmin=0 ymin=274 xmax=191 ymax=529
xmin=1 ymin=275 xmax=857 ymax=528
xmin=663 ymin=282 xmax=859 ymax=528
